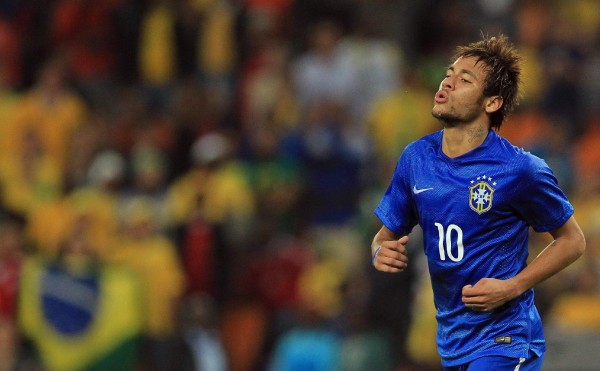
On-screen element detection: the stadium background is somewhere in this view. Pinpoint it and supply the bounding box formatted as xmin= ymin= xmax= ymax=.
xmin=0 ymin=0 xmax=599 ymax=370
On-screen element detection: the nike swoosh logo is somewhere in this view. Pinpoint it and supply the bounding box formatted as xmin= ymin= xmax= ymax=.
xmin=413 ymin=185 xmax=434 ymax=194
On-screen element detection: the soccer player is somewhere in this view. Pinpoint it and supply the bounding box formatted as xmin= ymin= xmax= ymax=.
xmin=371 ymin=34 xmax=586 ymax=370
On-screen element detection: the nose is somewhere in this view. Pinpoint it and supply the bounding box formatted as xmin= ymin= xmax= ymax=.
xmin=442 ymin=76 xmax=454 ymax=90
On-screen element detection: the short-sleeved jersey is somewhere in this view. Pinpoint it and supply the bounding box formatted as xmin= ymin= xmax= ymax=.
xmin=375 ymin=130 xmax=574 ymax=367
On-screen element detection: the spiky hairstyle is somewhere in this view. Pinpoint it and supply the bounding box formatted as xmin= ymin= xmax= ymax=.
xmin=452 ymin=34 xmax=522 ymax=129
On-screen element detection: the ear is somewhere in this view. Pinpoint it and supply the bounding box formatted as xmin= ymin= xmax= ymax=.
xmin=484 ymin=96 xmax=503 ymax=113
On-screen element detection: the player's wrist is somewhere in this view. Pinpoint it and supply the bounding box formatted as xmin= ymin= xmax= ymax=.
xmin=372 ymin=244 xmax=382 ymax=266
xmin=506 ymin=277 xmax=526 ymax=299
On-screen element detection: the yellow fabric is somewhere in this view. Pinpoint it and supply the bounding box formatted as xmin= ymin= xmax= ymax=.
xmin=109 ymin=235 xmax=185 ymax=336
xmin=556 ymin=0 xmax=600 ymax=34
xmin=548 ymin=293 xmax=600 ymax=331
xmin=367 ymin=86 xmax=437 ymax=161
xmin=571 ymin=196 xmax=600 ymax=237
xmin=297 ymin=259 xmax=347 ymax=319
xmin=18 ymin=256 xmax=143 ymax=371
xmin=139 ymin=4 xmax=176 ymax=84
xmin=10 ymin=90 xmax=86 ymax=173
xmin=167 ymin=162 xmax=255 ymax=225
xmin=199 ymin=2 xmax=235 ymax=74
xmin=67 ymin=187 xmax=120 ymax=257
xmin=0 ymin=89 xmax=22 ymax=155
xmin=27 ymin=199 xmax=73 ymax=255
xmin=27 ymin=188 xmax=119 ymax=257
xmin=407 ymin=275 xmax=441 ymax=366
xmin=0 ymin=152 xmax=62 ymax=217
xmin=518 ymin=46 xmax=544 ymax=105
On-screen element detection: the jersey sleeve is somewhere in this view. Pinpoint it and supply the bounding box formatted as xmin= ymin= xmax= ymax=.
xmin=511 ymin=153 xmax=574 ymax=232
xmin=374 ymin=150 xmax=417 ymax=235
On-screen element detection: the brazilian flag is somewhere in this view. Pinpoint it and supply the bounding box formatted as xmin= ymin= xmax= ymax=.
xmin=19 ymin=256 xmax=143 ymax=371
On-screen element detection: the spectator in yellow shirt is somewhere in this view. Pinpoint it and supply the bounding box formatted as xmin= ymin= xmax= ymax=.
xmin=110 ymin=196 xmax=186 ymax=371
xmin=9 ymin=57 xmax=87 ymax=176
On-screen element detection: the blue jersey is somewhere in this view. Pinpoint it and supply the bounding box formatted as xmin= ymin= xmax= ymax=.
xmin=375 ymin=130 xmax=574 ymax=366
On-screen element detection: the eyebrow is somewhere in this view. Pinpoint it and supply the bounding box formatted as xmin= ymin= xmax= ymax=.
xmin=446 ymin=66 xmax=478 ymax=80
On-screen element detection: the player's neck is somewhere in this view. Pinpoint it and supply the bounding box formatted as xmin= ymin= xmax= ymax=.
xmin=441 ymin=123 xmax=489 ymax=158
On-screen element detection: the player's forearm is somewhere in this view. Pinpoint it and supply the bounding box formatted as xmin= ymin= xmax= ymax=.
xmin=511 ymin=232 xmax=585 ymax=297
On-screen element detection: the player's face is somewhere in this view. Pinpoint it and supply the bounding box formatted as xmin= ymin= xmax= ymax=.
xmin=432 ymin=56 xmax=488 ymax=127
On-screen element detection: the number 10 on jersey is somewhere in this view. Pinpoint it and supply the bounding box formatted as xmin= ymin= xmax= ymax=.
xmin=435 ymin=223 xmax=465 ymax=262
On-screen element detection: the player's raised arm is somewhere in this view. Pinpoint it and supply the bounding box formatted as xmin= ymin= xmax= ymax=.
xmin=371 ymin=225 xmax=409 ymax=273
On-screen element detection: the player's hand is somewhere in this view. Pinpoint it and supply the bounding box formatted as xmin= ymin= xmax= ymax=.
xmin=461 ymin=278 xmax=519 ymax=312
xmin=372 ymin=236 xmax=409 ymax=273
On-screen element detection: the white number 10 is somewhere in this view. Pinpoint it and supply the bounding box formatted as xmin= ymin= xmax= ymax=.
xmin=434 ymin=223 xmax=464 ymax=261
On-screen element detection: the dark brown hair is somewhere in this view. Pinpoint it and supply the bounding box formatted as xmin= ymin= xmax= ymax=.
xmin=453 ymin=34 xmax=522 ymax=129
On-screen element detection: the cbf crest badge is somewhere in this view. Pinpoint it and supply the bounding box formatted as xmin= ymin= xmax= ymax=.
xmin=469 ymin=175 xmax=495 ymax=214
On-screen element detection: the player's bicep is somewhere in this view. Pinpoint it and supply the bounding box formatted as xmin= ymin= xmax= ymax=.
xmin=548 ymin=215 xmax=585 ymax=250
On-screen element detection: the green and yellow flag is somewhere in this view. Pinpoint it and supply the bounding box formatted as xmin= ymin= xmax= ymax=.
xmin=19 ymin=256 xmax=143 ymax=371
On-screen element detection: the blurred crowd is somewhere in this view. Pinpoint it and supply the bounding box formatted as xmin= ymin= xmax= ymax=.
xmin=0 ymin=0 xmax=600 ymax=370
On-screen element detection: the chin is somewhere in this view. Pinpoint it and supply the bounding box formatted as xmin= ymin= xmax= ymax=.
xmin=432 ymin=108 xmax=450 ymax=121
xmin=432 ymin=110 xmax=461 ymax=128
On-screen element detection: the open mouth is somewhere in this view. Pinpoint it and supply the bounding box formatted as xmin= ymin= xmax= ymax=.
xmin=435 ymin=90 xmax=448 ymax=103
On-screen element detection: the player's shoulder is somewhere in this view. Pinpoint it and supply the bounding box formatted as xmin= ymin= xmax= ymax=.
xmin=396 ymin=131 xmax=441 ymax=169
xmin=495 ymin=133 xmax=549 ymax=174
xmin=404 ymin=130 xmax=442 ymax=154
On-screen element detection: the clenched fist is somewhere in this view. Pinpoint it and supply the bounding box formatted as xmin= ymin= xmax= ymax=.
xmin=372 ymin=235 xmax=409 ymax=273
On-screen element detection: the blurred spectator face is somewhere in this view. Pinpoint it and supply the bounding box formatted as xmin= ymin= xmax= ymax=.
xmin=122 ymin=198 xmax=156 ymax=239
xmin=58 ymin=223 xmax=99 ymax=271
xmin=38 ymin=59 xmax=68 ymax=95
xmin=0 ymin=221 xmax=24 ymax=260
xmin=311 ymin=21 xmax=342 ymax=56
xmin=131 ymin=146 xmax=168 ymax=193
xmin=62 ymin=230 xmax=93 ymax=259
